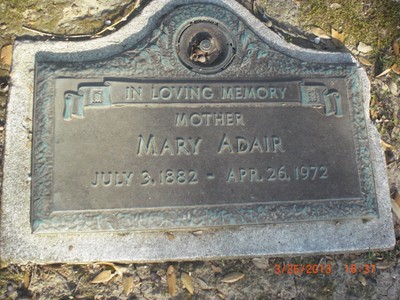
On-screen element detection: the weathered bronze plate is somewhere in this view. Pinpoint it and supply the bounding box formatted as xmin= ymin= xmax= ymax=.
xmin=31 ymin=4 xmax=377 ymax=233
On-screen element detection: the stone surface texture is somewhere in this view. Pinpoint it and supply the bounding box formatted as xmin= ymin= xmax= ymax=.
xmin=0 ymin=0 xmax=395 ymax=263
xmin=58 ymin=0 xmax=131 ymax=33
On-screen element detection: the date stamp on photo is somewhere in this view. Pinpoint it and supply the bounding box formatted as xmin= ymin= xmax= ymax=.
xmin=274 ymin=263 xmax=376 ymax=275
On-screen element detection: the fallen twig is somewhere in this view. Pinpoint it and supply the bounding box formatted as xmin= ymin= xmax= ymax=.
xmin=22 ymin=25 xmax=93 ymax=39
xmin=95 ymin=0 xmax=142 ymax=36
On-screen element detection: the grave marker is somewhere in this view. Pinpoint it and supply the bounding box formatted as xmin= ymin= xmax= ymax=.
xmin=1 ymin=0 xmax=394 ymax=263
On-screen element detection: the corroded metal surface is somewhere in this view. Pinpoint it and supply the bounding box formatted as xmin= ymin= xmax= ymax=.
xmin=32 ymin=4 xmax=377 ymax=233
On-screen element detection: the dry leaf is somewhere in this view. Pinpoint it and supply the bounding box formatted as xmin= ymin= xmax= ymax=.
xmin=392 ymin=64 xmax=400 ymax=75
xmin=309 ymin=26 xmax=331 ymax=39
xmin=393 ymin=198 xmax=400 ymax=218
xmin=23 ymin=270 xmax=31 ymax=289
xmin=395 ymin=191 xmax=400 ymax=207
xmin=220 ymin=272 xmax=245 ymax=283
xmin=393 ymin=198 xmax=400 ymax=219
xmin=381 ymin=81 xmax=390 ymax=92
xmin=330 ymin=3 xmax=342 ymax=9
xmin=370 ymin=94 xmax=378 ymax=107
xmin=252 ymin=258 xmax=269 ymax=269
xmin=358 ymin=274 xmax=367 ymax=286
xmin=95 ymin=261 xmax=115 ymax=266
xmin=331 ymin=28 xmax=345 ymax=47
xmin=392 ymin=127 xmax=400 ymax=139
xmin=192 ymin=230 xmax=203 ymax=236
xmin=211 ymin=264 xmax=222 ymax=274
xmin=376 ymin=262 xmax=393 ymax=270
xmin=195 ymin=277 xmax=210 ymax=290
xmin=167 ymin=265 xmax=176 ymax=296
xmin=325 ymin=256 xmax=335 ymax=262
xmin=370 ymin=108 xmax=378 ymax=119
xmin=197 ymin=56 xmax=207 ymax=63
xmin=0 ymin=45 xmax=12 ymax=70
xmin=393 ymin=39 xmax=399 ymax=56
xmin=264 ymin=20 xmax=273 ymax=27
xmin=166 ymin=232 xmax=175 ymax=241
xmin=376 ymin=68 xmax=391 ymax=78
xmin=122 ymin=275 xmax=135 ymax=295
xmin=95 ymin=262 xmax=127 ymax=277
xmin=388 ymin=80 xmax=398 ymax=95
xmin=217 ymin=291 xmax=226 ymax=299
xmin=357 ymin=42 xmax=373 ymax=53
xmin=91 ymin=270 xmax=115 ymax=284
xmin=380 ymin=139 xmax=395 ymax=150
xmin=181 ymin=272 xmax=194 ymax=295
xmin=358 ymin=56 xmax=372 ymax=66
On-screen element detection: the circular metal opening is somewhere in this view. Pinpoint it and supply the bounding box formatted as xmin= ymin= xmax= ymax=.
xmin=175 ymin=19 xmax=236 ymax=74
xmin=199 ymin=39 xmax=212 ymax=51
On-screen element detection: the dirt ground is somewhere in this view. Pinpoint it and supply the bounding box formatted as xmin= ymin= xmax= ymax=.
xmin=1 ymin=0 xmax=400 ymax=299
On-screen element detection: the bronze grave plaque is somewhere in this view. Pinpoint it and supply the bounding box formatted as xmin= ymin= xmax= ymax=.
xmin=31 ymin=4 xmax=377 ymax=233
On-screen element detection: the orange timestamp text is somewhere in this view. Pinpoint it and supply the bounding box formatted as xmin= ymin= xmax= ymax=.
xmin=274 ymin=263 xmax=333 ymax=275
xmin=274 ymin=263 xmax=376 ymax=275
